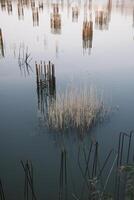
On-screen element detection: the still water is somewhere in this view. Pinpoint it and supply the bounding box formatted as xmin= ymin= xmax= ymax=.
xmin=0 ymin=0 xmax=134 ymax=199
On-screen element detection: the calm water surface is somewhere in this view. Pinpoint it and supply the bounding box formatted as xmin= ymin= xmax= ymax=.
xmin=0 ymin=0 xmax=134 ymax=199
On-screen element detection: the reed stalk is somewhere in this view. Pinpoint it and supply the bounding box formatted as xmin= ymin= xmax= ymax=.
xmin=46 ymin=86 xmax=104 ymax=132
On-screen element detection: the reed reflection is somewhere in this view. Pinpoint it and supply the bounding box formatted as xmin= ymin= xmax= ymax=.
xmin=1 ymin=0 xmax=134 ymax=59
xmin=132 ymin=7 xmax=134 ymax=28
xmin=51 ymin=4 xmax=61 ymax=34
xmin=56 ymin=131 xmax=134 ymax=200
xmin=0 ymin=131 xmax=134 ymax=200
xmin=72 ymin=5 xmax=79 ymax=22
xmin=59 ymin=149 xmax=68 ymax=200
xmin=18 ymin=1 xmax=24 ymax=20
xmin=0 ymin=0 xmax=12 ymax=13
xmin=0 ymin=0 xmax=6 ymax=11
xmin=0 ymin=0 xmax=134 ymax=19
xmin=35 ymin=61 xmax=56 ymax=116
xmin=21 ymin=160 xmax=37 ymax=200
xmin=18 ymin=44 xmax=33 ymax=76
xmin=82 ymin=2 xmax=92 ymax=54
xmin=82 ymin=20 xmax=93 ymax=55
xmin=95 ymin=0 xmax=112 ymax=30
xmin=0 ymin=179 xmax=5 ymax=200
xmin=0 ymin=29 xmax=4 ymax=58
xmin=82 ymin=0 xmax=93 ymax=55
xmin=31 ymin=0 xmax=35 ymax=9
xmin=32 ymin=7 xmax=39 ymax=26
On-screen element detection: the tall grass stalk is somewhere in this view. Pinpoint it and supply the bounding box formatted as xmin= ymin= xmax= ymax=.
xmin=47 ymin=86 xmax=104 ymax=132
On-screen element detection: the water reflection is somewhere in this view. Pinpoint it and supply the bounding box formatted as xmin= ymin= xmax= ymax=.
xmin=8 ymin=1 xmax=12 ymax=13
xmin=35 ymin=61 xmax=56 ymax=115
xmin=72 ymin=4 xmax=79 ymax=22
xmin=21 ymin=160 xmax=37 ymax=200
xmin=82 ymin=20 xmax=93 ymax=55
xmin=0 ymin=0 xmax=6 ymax=11
xmin=0 ymin=0 xmax=133 ymax=21
xmin=18 ymin=1 xmax=24 ymax=20
xmin=0 ymin=0 xmax=12 ymax=13
xmin=0 ymin=29 xmax=4 ymax=58
xmin=18 ymin=44 xmax=33 ymax=76
xmin=95 ymin=0 xmax=112 ymax=30
xmin=38 ymin=1 xmax=43 ymax=11
xmin=51 ymin=4 xmax=61 ymax=34
xmin=82 ymin=1 xmax=93 ymax=54
xmin=0 ymin=131 xmax=133 ymax=200
xmin=0 ymin=0 xmax=134 ymax=58
xmin=0 ymin=179 xmax=5 ymax=200
xmin=59 ymin=150 xmax=67 ymax=200
xmin=32 ymin=7 xmax=39 ymax=26
xmin=57 ymin=131 xmax=134 ymax=200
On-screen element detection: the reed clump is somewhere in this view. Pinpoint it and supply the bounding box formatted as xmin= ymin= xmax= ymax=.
xmin=47 ymin=86 xmax=104 ymax=132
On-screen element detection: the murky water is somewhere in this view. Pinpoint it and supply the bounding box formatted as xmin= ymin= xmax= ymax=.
xmin=0 ymin=0 xmax=134 ymax=199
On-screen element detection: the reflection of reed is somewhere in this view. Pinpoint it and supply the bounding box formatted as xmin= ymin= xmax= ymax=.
xmin=51 ymin=4 xmax=61 ymax=34
xmin=32 ymin=8 xmax=39 ymax=26
xmin=115 ymin=131 xmax=134 ymax=200
xmin=80 ymin=133 xmax=134 ymax=200
xmin=38 ymin=1 xmax=43 ymax=11
xmin=72 ymin=6 xmax=79 ymax=22
xmin=0 ymin=0 xmax=6 ymax=10
xmin=0 ymin=0 xmax=12 ymax=13
xmin=35 ymin=61 xmax=56 ymax=115
xmin=95 ymin=10 xmax=109 ymax=30
xmin=7 ymin=0 xmax=12 ymax=14
xmin=18 ymin=133 xmax=134 ymax=200
xmin=82 ymin=20 xmax=93 ymax=55
xmin=95 ymin=0 xmax=112 ymax=30
xmin=1 ymin=0 xmax=134 ymax=23
xmin=31 ymin=0 xmax=35 ymax=10
xmin=0 ymin=179 xmax=5 ymax=200
xmin=18 ymin=45 xmax=33 ymax=76
xmin=132 ymin=7 xmax=134 ymax=28
xmin=0 ymin=131 xmax=133 ymax=200
xmin=21 ymin=160 xmax=37 ymax=200
xmin=18 ymin=2 xmax=24 ymax=20
xmin=59 ymin=150 xmax=68 ymax=200
xmin=0 ymin=29 xmax=4 ymax=58
xmin=78 ymin=141 xmax=118 ymax=200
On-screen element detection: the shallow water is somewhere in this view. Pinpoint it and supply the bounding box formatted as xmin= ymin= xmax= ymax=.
xmin=0 ymin=0 xmax=134 ymax=199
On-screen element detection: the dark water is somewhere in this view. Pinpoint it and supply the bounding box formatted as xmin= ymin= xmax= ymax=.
xmin=0 ymin=0 xmax=134 ymax=199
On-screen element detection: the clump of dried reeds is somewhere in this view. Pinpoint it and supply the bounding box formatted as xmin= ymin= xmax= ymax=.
xmin=46 ymin=86 xmax=104 ymax=132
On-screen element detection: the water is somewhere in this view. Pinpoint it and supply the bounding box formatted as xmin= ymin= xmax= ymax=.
xmin=0 ymin=0 xmax=134 ymax=199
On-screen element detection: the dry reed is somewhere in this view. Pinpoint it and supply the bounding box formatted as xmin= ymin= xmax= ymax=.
xmin=46 ymin=86 xmax=104 ymax=132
